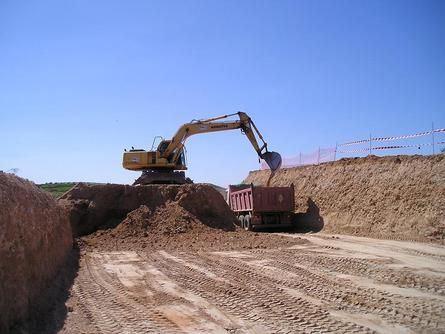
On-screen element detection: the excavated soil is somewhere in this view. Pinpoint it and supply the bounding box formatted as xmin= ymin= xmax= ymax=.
xmin=60 ymin=183 xmax=302 ymax=251
xmin=80 ymin=219 xmax=302 ymax=252
xmin=246 ymin=155 xmax=445 ymax=243
xmin=0 ymin=173 xmax=72 ymax=333
xmin=59 ymin=183 xmax=236 ymax=236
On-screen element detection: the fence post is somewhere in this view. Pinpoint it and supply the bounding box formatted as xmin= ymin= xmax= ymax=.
xmin=369 ymin=133 xmax=372 ymax=155
xmin=334 ymin=143 xmax=337 ymax=161
xmin=432 ymin=122 xmax=435 ymax=155
xmin=299 ymin=152 xmax=302 ymax=166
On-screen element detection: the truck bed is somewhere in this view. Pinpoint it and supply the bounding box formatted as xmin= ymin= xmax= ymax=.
xmin=229 ymin=184 xmax=294 ymax=213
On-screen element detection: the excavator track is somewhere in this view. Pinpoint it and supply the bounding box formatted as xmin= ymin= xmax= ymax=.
xmin=133 ymin=170 xmax=193 ymax=185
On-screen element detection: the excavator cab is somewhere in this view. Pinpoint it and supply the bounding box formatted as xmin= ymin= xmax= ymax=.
xmin=157 ymin=140 xmax=169 ymax=155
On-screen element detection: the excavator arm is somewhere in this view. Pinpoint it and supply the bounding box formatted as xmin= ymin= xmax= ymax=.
xmin=162 ymin=112 xmax=281 ymax=171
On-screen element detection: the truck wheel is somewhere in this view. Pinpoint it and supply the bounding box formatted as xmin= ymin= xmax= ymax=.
xmin=244 ymin=215 xmax=252 ymax=231
xmin=238 ymin=215 xmax=245 ymax=229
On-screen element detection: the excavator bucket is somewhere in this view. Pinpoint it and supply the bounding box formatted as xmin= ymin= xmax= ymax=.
xmin=261 ymin=151 xmax=282 ymax=172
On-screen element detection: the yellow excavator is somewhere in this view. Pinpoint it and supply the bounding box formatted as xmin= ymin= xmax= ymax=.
xmin=123 ymin=111 xmax=282 ymax=184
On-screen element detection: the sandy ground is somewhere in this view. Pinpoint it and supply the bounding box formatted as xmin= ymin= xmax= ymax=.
xmin=53 ymin=233 xmax=445 ymax=334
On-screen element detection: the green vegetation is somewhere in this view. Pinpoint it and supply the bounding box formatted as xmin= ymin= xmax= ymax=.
xmin=39 ymin=182 xmax=76 ymax=198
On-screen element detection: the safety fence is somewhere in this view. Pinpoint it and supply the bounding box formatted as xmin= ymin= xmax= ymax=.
xmin=261 ymin=126 xmax=445 ymax=170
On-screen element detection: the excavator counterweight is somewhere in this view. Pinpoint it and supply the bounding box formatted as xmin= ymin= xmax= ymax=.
xmin=123 ymin=112 xmax=281 ymax=185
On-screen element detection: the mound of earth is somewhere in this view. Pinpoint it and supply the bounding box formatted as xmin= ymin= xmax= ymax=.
xmin=0 ymin=173 xmax=72 ymax=333
xmin=115 ymin=201 xmax=205 ymax=237
xmin=80 ymin=201 xmax=304 ymax=251
xmin=245 ymin=155 xmax=445 ymax=243
xmin=80 ymin=228 xmax=305 ymax=252
xmin=59 ymin=183 xmax=236 ymax=237
xmin=62 ymin=183 xmax=303 ymax=252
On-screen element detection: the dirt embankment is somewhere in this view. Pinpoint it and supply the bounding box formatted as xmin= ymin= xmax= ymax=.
xmin=245 ymin=155 xmax=445 ymax=242
xmin=0 ymin=173 xmax=72 ymax=333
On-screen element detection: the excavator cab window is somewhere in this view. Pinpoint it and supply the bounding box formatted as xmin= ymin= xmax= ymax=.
xmin=150 ymin=136 xmax=164 ymax=151
xmin=158 ymin=141 xmax=170 ymax=154
xmin=179 ymin=150 xmax=186 ymax=167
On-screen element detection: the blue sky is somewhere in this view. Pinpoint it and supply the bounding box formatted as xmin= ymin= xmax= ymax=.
xmin=1 ymin=0 xmax=444 ymax=186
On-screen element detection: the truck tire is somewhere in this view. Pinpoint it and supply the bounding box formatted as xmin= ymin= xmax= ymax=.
xmin=238 ymin=215 xmax=245 ymax=229
xmin=244 ymin=215 xmax=252 ymax=231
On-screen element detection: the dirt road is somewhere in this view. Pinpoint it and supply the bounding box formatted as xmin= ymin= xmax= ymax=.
xmin=60 ymin=234 xmax=445 ymax=333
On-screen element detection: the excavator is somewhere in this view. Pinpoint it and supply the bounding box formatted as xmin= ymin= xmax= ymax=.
xmin=122 ymin=111 xmax=282 ymax=185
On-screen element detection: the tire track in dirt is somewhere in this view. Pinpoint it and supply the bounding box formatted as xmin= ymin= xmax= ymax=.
xmin=198 ymin=252 xmax=421 ymax=333
xmin=74 ymin=259 xmax=143 ymax=334
xmin=296 ymin=249 xmax=443 ymax=295
xmin=86 ymin=253 xmax=181 ymax=333
xmin=245 ymin=250 xmax=445 ymax=331
xmin=272 ymin=248 xmax=445 ymax=295
xmin=156 ymin=251 xmax=372 ymax=333
xmin=82 ymin=251 xmax=261 ymax=333
xmin=167 ymin=247 xmax=444 ymax=333
xmin=71 ymin=254 xmax=179 ymax=333
xmin=134 ymin=253 xmax=263 ymax=333
xmin=293 ymin=234 xmax=445 ymax=273
xmin=151 ymin=253 xmax=290 ymax=333
xmin=63 ymin=235 xmax=445 ymax=334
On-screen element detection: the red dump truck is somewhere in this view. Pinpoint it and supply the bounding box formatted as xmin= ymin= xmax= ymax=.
xmin=228 ymin=184 xmax=295 ymax=231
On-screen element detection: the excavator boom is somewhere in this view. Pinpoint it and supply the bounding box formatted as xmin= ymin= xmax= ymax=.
xmin=123 ymin=112 xmax=281 ymax=184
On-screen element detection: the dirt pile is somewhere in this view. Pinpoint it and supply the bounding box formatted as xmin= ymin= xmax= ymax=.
xmin=61 ymin=183 xmax=302 ymax=251
xmin=0 ymin=173 xmax=72 ymax=333
xmin=80 ymin=221 xmax=303 ymax=252
xmin=59 ymin=183 xmax=236 ymax=237
xmin=115 ymin=201 xmax=206 ymax=237
xmin=245 ymin=155 xmax=445 ymax=243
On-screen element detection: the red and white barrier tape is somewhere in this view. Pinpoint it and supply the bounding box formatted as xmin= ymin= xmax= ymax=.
xmin=337 ymin=147 xmax=370 ymax=154
xmin=338 ymin=128 xmax=445 ymax=147
xmin=337 ymin=139 xmax=370 ymax=147
xmin=338 ymin=141 xmax=445 ymax=154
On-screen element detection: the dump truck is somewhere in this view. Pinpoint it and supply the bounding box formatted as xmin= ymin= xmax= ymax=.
xmin=228 ymin=184 xmax=295 ymax=231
